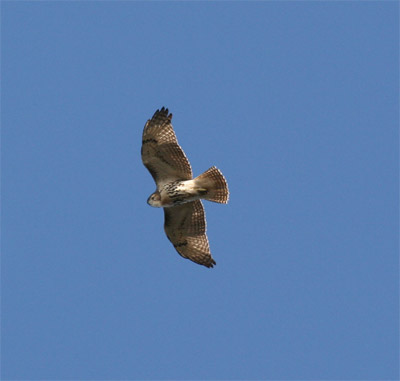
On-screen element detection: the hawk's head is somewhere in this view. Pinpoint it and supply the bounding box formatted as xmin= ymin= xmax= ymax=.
xmin=147 ymin=191 xmax=162 ymax=208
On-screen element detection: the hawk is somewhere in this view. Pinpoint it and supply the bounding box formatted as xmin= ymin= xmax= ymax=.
xmin=141 ymin=107 xmax=229 ymax=268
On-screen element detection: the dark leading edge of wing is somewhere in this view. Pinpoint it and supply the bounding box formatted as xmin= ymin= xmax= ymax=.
xmin=141 ymin=107 xmax=193 ymax=188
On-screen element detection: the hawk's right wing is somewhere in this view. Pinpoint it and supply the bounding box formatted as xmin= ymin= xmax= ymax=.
xmin=164 ymin=200 xmax=216 ymax=268
xmin=141 ymin=107 xmax=193 ymax=189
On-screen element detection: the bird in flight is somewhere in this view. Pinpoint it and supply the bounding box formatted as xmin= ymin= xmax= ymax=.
xmin=141 ymin=107 xmax=229 ymax=268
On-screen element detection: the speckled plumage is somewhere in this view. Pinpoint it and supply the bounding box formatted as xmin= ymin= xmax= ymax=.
xmin=141 ymin=107 xmax=229 ymax=268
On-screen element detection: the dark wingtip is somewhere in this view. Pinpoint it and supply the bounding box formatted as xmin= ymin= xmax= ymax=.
xmin=207 ymin=259 xmax=216 ymax=268
xmin=153 ymin=107 xmax=172 ymax=120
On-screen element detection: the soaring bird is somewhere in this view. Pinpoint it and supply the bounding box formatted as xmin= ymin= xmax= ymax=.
xmin=141 ymin=107 xmax=229 ymax=268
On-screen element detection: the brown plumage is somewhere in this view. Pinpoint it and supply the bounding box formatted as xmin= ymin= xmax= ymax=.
xmin=141 ymin=107 xmax=229 ymax=268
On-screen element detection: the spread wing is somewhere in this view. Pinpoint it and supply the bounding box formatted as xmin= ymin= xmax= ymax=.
xmin=164 ymin=200 xmax=216 ymax=268
xmin=141 ymin=107 xmax=193 ymax=189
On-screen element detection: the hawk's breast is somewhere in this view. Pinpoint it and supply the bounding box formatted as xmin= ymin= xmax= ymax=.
xmin=160 ymin=180 xmax=200 ymax=207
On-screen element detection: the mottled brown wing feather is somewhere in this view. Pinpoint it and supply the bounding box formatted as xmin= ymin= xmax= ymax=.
xmin=164 ymin=200 xmax=216 ymax=268
xmin=141 ymin=107 xmax=193 ymax=188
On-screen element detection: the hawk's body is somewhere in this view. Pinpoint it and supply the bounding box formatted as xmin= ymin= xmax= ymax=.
xmin=141 ymin=107 xmax=229 ymax=268
xmin=151 ymin=179 xmax=203 ymax=207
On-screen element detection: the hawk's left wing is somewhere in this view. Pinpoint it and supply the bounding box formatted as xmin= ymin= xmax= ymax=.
xmin=141 ymin=107 xmax=193 ymax=189
xmin=164 ymin=200 xmax=216 ymax=268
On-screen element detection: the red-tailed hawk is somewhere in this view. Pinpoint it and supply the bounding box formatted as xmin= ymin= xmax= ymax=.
xmin=141 ymin=107 xmax=229 ymax=268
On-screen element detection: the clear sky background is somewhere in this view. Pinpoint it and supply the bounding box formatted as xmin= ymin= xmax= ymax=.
xmin=2 ymin=2 xmax=398 ymax=380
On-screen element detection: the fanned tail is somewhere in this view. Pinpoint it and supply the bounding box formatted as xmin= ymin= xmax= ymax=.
xmin=194 ymin=166 xmax=229 ymax=204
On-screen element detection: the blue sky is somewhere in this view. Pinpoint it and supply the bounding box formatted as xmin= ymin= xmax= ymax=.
xmin=2 ymin=2 xmax=398 ymax=380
